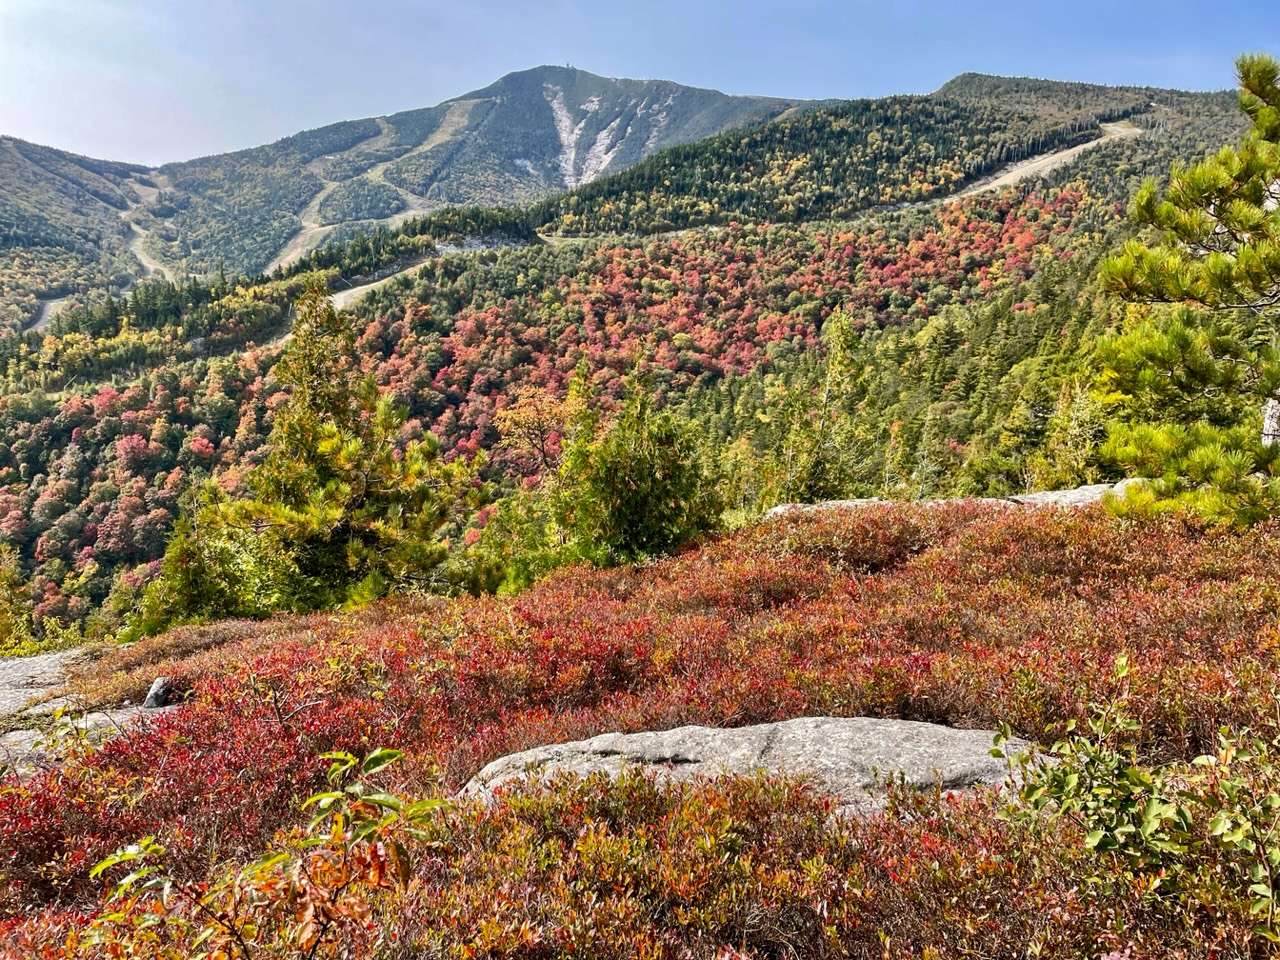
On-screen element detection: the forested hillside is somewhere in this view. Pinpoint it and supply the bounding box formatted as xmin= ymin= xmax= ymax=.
xmin=0 ymin=137 xmax=151 ymax=331
xmin=0 ymin=71 xmax=1244 ymax=634
xmin=531 ymin=78 xmax=1238 ymax=234
xmin=0 ymin=69 xmax=1236 ymax=335
xmin=0 ymin=68 xmax=1249 ymax=638
xmin=0 ymin=66 xmax=803 ymax=330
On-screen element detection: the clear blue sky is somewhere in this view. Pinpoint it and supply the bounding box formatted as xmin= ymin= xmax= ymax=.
xmin=1 ymin=0 xmax=1275 ymax=165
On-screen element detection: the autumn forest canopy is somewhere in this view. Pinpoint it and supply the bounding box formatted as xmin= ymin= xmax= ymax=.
xmin=2 ymin=48 xmax=1280 ymax=959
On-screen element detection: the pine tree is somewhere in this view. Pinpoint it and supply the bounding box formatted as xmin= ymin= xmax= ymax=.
xmin=1098 ymin=54 xmax=1280 ymax=523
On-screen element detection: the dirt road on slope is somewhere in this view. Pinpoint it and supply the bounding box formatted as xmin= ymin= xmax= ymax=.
xmin=29 ymin=295 xmax=70 ymax=333
xmin=266 ymin=101 xmax=478 ymax=274
xmin=330 ymin=259 xmax=433 ymax=310
xmin=125 ymin=222 xmax=168 ymax=279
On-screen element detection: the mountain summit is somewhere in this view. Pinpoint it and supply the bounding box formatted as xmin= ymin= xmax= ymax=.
xmin=448 ymin=65 xmax=803 ymax=194
xmin=0 ymin=65 xmax=804 ymax=295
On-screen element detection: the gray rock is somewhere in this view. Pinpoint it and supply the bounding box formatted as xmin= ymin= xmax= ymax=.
xmin=766 ymin=497 xmax=884 ymax=519
xmin=0 ymin=706 xmax=178 ymax=776
xmin=1112 ymin=476 xmax=1149 ymax=497
xmin=0 ymin=648 xmax=85 ymax=718
xmin=1004 ymin=483 xmax=1115 ymax=507
xmin=143 ymin=676 xmax=173 ymax=709
xmin=766 ymin=480 xmax=1141 ymax=519
xmin=464 ymin=716 xmax=1027 ymax=813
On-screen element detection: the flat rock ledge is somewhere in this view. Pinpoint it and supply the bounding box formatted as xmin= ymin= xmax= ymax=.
xmin=1 ymin=706 xmax=178 ymax=776
xmin=0 ymin=648 xmax=85 ymax=717
xmin=766 ymin=478 xmax=1145 ymax=519
xmin=464 ymin=716 xmax=1027 ymax=813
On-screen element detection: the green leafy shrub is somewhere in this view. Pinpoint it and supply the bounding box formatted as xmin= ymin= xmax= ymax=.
xmin=80 ymin=748 xmax=445 ymax=959
xmin=1011 ymin=657 xmax=1280 ymax=941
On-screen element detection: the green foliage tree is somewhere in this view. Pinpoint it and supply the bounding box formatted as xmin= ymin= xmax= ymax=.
xmin=763 ymin=309 xmax=865 ymax=505
xmin=127 ymin=283 xmax=478 ymax=637
xmin=561 ymin=378 xmax=722 ymax=564
xmin=464 ymin=369 xmax=721 ymax=591
xmin=0 ymin=544 xmax=35 ymax=655
xmin=1100 ymin=54 xmax=1280 ymax=522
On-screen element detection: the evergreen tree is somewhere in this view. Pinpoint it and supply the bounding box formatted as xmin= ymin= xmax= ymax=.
xmin=766 ymin=310 xmax=864 ymax=504
xmin=464 ymin=370 xmax=720 ymax=590
xmin=562 ymin=378 xmax=722 ymax=563
xmin=127 ymin=283 xmax=478 ymax=637
xmin=1099 ymin=54 xmax=1280 ymax=522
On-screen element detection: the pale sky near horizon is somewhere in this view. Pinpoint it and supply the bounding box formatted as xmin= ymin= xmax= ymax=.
xmin=0 ymin=0 xmax=1276 ymax=166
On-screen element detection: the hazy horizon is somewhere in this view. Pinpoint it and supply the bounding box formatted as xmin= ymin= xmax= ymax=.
xmin=1 ymin=0 xmax=1274 ymax=166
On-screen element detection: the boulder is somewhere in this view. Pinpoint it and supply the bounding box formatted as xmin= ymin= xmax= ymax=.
xmin=1004 ymin=483 xmax=1115 ymax=507
xmin=143 ymin=676 xmax=173 ymax=709
xmin=464 ymin=716 xmax=1027 ymax=813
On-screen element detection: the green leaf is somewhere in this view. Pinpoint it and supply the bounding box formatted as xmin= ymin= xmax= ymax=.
xmin=404 ymin=798 xmax=448 ymax=820
xmin=361 ymin=747 xmax=404 ymax=776
xmin=302 ymin=790 xmax=345 ymax=810
xmin=358 ymin=791 xmax=405 ymax=811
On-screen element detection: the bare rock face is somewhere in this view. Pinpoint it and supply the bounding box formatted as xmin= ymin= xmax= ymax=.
xmin=765 ymin=479 xmax=1146 ymax=519
xmin=0 ymin=648 xmax=84 ymax=717
xmin=464 ymin=716 xmax=1026 ymax=813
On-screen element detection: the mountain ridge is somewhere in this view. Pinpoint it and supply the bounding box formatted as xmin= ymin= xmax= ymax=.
xmin=0 ymin=65 xmax=806 ymax=300
xmin=0 ymin=68 xmax=1241 ymax=332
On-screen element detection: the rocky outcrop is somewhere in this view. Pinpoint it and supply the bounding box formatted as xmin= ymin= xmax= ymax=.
xmin=0 ymin=648 xmax=86 ymax=718
xmin=1 ymin=706 xmax=177 ymax=775
xmin=766 ymin=478 xmax=1145 ymax=519
xmin=465 ymin=716 xmax=1027 ymax=813
xmin=0 ymin=648 xmax=180 ymax=775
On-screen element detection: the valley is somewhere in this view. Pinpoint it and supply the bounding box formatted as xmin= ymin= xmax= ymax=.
xmin=0 ymin=72 xmax=1244 ymax=636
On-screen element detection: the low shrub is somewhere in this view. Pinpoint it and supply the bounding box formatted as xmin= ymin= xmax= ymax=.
xmin=4 ymin=505 xmax=1280 ymax=955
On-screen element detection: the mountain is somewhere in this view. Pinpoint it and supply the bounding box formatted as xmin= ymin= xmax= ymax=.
xmin=0 ymin=66 xmax=805 ymax=325
xmin=0 ymin=137 xmax=152 ymax=331
xmin=529 ymin=76 xmax=1241 ymax=235
xmin=0 ymin=69 xmax=1248 ymax=630
xmin=1 ymin=68 xmax=1241 ymax=333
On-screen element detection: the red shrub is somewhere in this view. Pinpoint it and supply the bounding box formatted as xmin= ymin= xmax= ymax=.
xmin=4 ymin=505 xmax=1280 ymax=954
